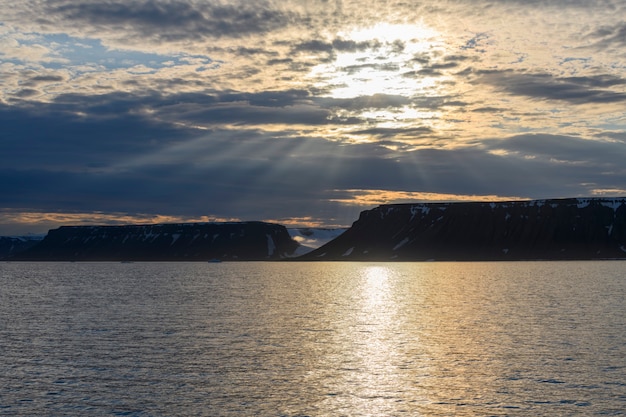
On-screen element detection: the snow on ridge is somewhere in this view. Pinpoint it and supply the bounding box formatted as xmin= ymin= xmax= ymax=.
xmin=577 ymin=199 xmax=591 ymax=209
xmin=410 ymin=204 xmax=430 ymax=218
xmin=599 ymin=200 xmax=625 ymax=211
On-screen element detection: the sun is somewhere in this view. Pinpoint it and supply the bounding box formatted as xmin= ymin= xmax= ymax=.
xmin=307 ymin=22 xmax=451 ymax=146
xmin=309 ymin=22 xmax=442 ymax=99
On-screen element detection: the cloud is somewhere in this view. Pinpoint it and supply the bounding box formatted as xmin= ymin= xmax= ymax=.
xmin=317 ymin=94 xmax=412 ymax=111
xmin=27 ymin=74 xmax=66 ymax=83
xmin=0 ymin=97 xmax=198 ymax=171
xmin=349 ymin=126 xmax=433 ymax=140
xmin=293 ymin=38 xmax=381 ymax=55
xmin=585 ymin=22 xmax=626 ymax=51
xmin=2 ymin=125 xmax=625 ymax=234
xmin=45 ymin=0 xmax=297 ymax=41
xmin=2 ymin=0 xmax=626 ymax=234
xmin=477 ymin=71 xmax=626 ymax=104
xmin=329 ymin=189 xmax=527 ymax=206
xmin=482 ymin=134 xmax=626 ymax=167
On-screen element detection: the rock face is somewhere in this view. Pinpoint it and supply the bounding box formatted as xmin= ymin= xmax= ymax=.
xmin=0 ymin=236 xmax=44 ymax=260
xmin=13 ymin=222 xmax=299 ymax=261
xmin=300 ymin=198 xmax=626 ymax=261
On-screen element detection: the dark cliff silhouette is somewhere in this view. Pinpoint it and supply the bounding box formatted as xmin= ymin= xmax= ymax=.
xmin=11 ymin=222 xmax=299 ymax=261
xmin=0 ymin=236 xmax=43 ymax=260
xmin=299 ymin=198 xmax=626 ymax=261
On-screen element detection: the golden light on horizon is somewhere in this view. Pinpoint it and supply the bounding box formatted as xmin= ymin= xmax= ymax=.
xmin=0 ymin=210 xmax=240 ymax=229
xmin=330 ymin=189 xmax=529 ymax=207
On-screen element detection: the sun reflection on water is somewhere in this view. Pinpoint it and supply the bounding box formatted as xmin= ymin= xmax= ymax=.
xmin=361 ymin=265 xmax=392 ymax=309
xmin=319 ymin=264 xmax=428 ymax=415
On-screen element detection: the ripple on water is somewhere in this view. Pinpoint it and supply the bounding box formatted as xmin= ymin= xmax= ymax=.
xmin=0 ymin=261 xmax=624 ymax=416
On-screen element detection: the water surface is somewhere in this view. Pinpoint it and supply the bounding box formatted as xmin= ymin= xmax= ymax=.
xmin=1 ymin=261 xmax=624 ymax=416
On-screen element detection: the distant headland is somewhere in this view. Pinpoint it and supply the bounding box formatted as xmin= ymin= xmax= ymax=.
xmin=4 ymin=197 xmax=626 ymax=262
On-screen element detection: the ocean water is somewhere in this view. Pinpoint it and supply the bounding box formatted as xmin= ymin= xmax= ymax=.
xmin=0 ymin=261 xmax=624 ymax=416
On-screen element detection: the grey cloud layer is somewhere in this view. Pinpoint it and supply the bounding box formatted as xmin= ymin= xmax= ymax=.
xmin=478 ymin=71 xmax=626 ymax=104
xmin=44 ymin=0 xmax=297 ymax=40
xmin=2 ymin=90 xmax=624 ymax=220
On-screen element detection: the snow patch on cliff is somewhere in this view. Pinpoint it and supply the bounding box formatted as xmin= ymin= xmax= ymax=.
xmin=342 ymin=247 xmax=354 ymax=257
xmin=393 ymin=237 xmax=410 ymax=251
xmin=600 ymin=200 xmax=624 ymax=210
xmin=266 ymin=234 xmax=276 ymax=256
xmin=577 ymin=199 xmax=591 ymax=209
xmin=410 ymin=205 xmax=430 ymax=221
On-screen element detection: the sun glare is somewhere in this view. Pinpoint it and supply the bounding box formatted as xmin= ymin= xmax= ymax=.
xmin=308 ymin=22 xmax=452 ymax=146
xmin=310 ymin=22 xmax=443 ymax=99
xmin=362 ymin=265 xmax=392 ymax=308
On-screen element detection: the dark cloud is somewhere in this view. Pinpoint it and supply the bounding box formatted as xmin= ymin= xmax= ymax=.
xmin=599 ymin=131 xmax=626 ymax=144
xmin=402 ymin=54 xmax=468 ymax=78
xmin=453 ymin=0 xmax=619 ymax=6
xmin=471 ymin=106 xmax=505 ymax=113
xmin=267 ymin=57 xmax=294 ymax=66
xmin=0 ymin=97 xmax=197 ymax=171
xmin=331 ymin=38 xmax=382 ymax=52
xmin=0 ymin=126 xmax=411 ymax=223
xmin=586 ymin=22 xmax=626 ymax=50
xmin=12 ymin=89 xmax=40 ymax=98
xmin=29 ymin=75 xmax=66 ymax=83
xmin=163 ymin=101 xmax=338 ymax=126
xmin=294 ymin=38 xmax=381 ymax=54
xmin=342 ymin=62 xmax=400 ymax=75
xmin=139 ymin=90 xmax=365 ymax=126
xmin=482 ymin=134 xmax=626 ymax=168
xmin=316 ymin=94 xmax=411 ymax=110
xmin=0 ymin=88 xmax=386 ymax=173
xmin=46 ymin=0 xmax=296 ymax=41
xmin=293 ymin=40 xmax=334 ymax=54
xmin=478 ymin=71 xmax=626 ymax=104
xmin=2 ymin=101 xmax=624 ymax=230
xmin=349 ymin=126 xmax=433 ymax=139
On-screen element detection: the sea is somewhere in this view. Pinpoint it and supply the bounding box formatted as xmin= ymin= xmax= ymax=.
xmin=1 ymin=261 xmax=624 ymax=416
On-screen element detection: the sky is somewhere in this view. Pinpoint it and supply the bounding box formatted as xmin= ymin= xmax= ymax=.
xmin=1 ymin=0 xmax=626 ymax=235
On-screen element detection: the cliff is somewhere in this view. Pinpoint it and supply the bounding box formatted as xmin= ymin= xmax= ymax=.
xmin=12 ymin=222 xmax=299 ymax=261
xmin=300 ymin=198 xmax=626 ymax=261
xmin=0 ymin=236 xmax=44 ymax=260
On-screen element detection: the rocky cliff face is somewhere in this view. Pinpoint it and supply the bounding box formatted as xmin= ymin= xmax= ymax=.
xmin=0 ymin=236 xmax=44 ymax=260
xmin=13 ymin=222 xmax=299 ymax=261
xmin=301 ymin=198 xmax=626 ymax=261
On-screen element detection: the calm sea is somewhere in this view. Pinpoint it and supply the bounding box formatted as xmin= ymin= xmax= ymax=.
xmin=0 ymin=261 xmax=624 ymax=416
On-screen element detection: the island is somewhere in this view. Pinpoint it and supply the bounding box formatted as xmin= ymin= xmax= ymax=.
xmin=4 ymin=197 xmax=626 ymax=262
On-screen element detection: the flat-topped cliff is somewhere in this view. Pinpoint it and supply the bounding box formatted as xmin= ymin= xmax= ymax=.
xmin=12 ymin=222 xmax=299 ymax=261
xmin=300 ymin=198 xmax=626 ymax=261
